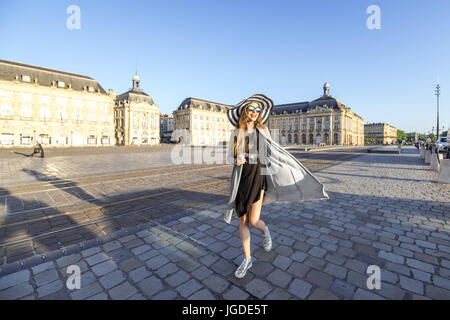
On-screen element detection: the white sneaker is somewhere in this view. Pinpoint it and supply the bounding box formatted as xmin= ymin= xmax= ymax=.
xmin=263 ymin=226 xmax=272 ymax=251
xmin=235 ymin=258 xmax=252 ymax=279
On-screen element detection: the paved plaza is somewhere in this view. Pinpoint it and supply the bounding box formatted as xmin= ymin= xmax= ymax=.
xmin=0 ymin=145 xmax=180 ymax=187
xmin=0 ymin=146 xmax=449 ymax=300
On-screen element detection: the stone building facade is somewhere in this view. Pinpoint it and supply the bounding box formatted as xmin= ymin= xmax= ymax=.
xmin=364 ymin=123 xmax=398 ymax=144
xmin=114 ymin=74 xmax=160 ymax=146
xmin=173 ymin=98 xmax=233 ymax=145
xmin=268 ymin=83 xmax=364 ymax=146
xmin=0 ymin=59 xmax=115 ymax=148
xmin=160 ymin=113 xmax=173 ymax=143
xmin=172 ymin=84 xmax=364 ymax=147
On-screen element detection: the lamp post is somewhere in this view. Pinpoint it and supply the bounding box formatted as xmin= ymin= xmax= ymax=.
xmin=435 ymin=83 xmax=440 ymax=139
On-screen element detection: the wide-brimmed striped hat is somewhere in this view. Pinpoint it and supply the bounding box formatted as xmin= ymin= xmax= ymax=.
xmin=227 ymin=94 xmax=274 ymax=127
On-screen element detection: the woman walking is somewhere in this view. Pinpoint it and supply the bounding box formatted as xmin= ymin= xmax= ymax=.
xmin=225 ymin=94 xmax=329 ymax=279
xmin=230 ymin=96 xmax=272 ymax=278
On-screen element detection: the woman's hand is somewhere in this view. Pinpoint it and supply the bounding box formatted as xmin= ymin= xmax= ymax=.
xmin=236 ymin=154 xmax=247 ymax=165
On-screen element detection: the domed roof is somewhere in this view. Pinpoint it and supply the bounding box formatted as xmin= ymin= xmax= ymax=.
xmin=133 ymin=73 xmax=140 ymax=82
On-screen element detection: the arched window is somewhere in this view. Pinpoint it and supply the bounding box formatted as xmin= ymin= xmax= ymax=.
xmin=333 ymin=133 xmax=338 ymax=145
xmin=316 ymin=134 xmax=322 ymax=145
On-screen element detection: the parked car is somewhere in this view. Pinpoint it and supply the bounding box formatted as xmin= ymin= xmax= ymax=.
xmin=436 ymin=136 xmax=448 ymax=151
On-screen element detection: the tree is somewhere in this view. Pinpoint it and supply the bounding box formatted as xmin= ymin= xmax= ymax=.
xmin=418 ymin=133 xmax=427 ymax=141
xmin=405 ymin=132 xmax=416 ymax=141
xmin=397 ymin=130 xmax=407 ymax=141
xmin=429 ymin=133 xmax=436 ymax=141
xmin=402 ymin=132 xmax=431 ymax=141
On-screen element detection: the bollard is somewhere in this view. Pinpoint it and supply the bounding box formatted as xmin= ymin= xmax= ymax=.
xmin=438 ymin=159 xmax=450 ymax=184
xmin=430 ymin=154 xmax=440 ymax=171
xmin=425 ymin=150 xmax=431 ymax=164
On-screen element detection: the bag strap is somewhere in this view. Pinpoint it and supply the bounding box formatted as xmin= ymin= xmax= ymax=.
xmin=257 ymin=129 xmax=259 ymax=152
xmin=245 ymin=136 xmax=249 ymax=154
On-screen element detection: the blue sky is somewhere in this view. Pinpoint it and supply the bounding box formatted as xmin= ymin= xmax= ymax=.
xmin=1 ymin=0 xmax=449 ymax=134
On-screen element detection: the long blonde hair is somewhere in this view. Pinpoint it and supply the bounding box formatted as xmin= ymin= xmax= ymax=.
xmin=234 ymin=102 xmax=263 ymax=158
xmin=235 ymin=102 xmax=263 ymax=131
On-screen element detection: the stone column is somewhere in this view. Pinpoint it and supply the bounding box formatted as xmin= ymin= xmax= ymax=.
xmin=190 ymin=111 xmax=193 ymax=146
xmin=125 ymin=106 xmax=130 ymax=146
xmin=330 ymin=114 xmax=333 ymax=145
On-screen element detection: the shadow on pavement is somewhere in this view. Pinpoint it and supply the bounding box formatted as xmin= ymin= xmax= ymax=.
xmin=13 ymin=152 xmax=32 ymax=158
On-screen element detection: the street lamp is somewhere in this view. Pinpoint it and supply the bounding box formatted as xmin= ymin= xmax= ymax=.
xmin=435 ymin=83 xmax=440 ymax=139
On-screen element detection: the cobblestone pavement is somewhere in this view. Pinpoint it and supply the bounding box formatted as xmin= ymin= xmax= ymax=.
xmin=0 ymin=146 xmax=449 ymax=300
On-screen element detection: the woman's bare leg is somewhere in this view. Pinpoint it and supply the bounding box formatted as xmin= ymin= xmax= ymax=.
xmin=239 ymin=190 xmax=267 ymax=259
xmin=249 ymin=190 xmax=266 ymax=235
xmin=239 ymin=213 xmax=251 ymax=260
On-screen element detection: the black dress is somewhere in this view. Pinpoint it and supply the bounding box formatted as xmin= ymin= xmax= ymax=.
xmin=235 ymin=129 xmax=267 ymax=217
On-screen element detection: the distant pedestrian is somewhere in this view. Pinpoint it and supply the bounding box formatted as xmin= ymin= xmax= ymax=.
xmin=30 ymin=135 xmax=45 ymax=158
xmin=425 ymin=137 xmax=432 ymax=150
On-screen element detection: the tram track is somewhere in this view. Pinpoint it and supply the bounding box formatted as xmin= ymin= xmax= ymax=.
xmin=1 ymin=175 xmax=230 ymax=264
xmin=0 ymin=174 xmax=229 ymax=231
xmin=0 ymin=177 xmax=230 ymax=248
xmin=0 ymin=163 xmax=230 ymax=197
xmin=1 ymin=164 xmax=231 ymax=217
